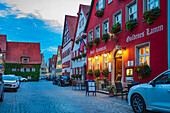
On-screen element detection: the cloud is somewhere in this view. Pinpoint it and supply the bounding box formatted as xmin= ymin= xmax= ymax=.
xmin=46 ymin=47 xmax=58 ymax=53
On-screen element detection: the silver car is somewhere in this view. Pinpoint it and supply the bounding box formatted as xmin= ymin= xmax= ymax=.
xmin=0 ymin=74 xmax=4 ymax=102
xmin=2 ymin=75 xmax=18 ymax=92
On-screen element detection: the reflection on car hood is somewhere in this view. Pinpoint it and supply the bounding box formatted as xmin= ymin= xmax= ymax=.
xmin=3 ymin=80 xmax=16 ymax=84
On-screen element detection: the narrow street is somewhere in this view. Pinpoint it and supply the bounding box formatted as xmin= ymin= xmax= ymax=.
xmin=0 ymin=80 xmax=133 ymax=113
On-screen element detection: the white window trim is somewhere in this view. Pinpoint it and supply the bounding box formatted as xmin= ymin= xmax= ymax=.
xmin=102 ymin=18 xmax=109 ymax=34
xmin=95 ymin=24 xmax=100 ymax=38
xmin=135 ymin=42 xmax=150 ymax=66
xmin=95 ymin=57 xmax=100 ymax=70
xmin=113 ymin=10 xmax=122 ymax=29
xmin=88 ymin=58 xmax=93 ymax=70
xmin=108 ymin=0 xmax=113 ymax=5
xmin=103 ymin=56 xmax=109 ymax=69
xmin=126 ymin=0 xmax=137 ymax=22
xmin=88 ymin=29 xmax=93 ymax=42
xmin=32 ymin=68 xmax=36 ymax=72
xmin=26 ymin=68 xmax=30 ymax=72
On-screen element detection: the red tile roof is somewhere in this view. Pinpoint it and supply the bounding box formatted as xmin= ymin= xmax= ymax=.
xmin=0 ymin=35 xmax=7 ymax=52
xmin=81 ymin=4 xmax=90 ymax=19
xmin=6 ymin=42 xmax=41 ymax=64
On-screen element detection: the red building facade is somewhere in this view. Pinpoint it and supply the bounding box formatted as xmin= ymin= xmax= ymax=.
xmin=85 ymin=0 xmax=168 ymax=84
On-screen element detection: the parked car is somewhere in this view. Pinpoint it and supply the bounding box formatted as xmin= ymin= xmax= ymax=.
xmin=15 ymin=76 xmax=20 ymax=88
xmin=20 ymin=77 xmax=28 ymax=82
xmin=58 ymin=76 xmax=71 ymax=87
xmin=128 ymin=69 xmax=170 ymax=113
xmin=2 ymin=75 xmax=18 ymax=92
xmin=53 ymin=76 xmax=62 ymax=85
xmin=0 ymin=74 xmax=4 ymax=102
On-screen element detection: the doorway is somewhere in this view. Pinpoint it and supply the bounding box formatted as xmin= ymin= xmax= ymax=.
xmin=114 ymin=50 xmax=122 ymax=82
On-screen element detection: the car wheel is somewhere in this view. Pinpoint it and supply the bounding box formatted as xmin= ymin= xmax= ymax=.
xmin=0 ymin=91 xmax=4 ymax=102
xmin=131 ymin=94 xmax=146 ymax=113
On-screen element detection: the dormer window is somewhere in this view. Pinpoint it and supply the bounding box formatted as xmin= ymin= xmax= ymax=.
xmin=21 ymin=56 xmax=30 ymax=63
xmin=24 ymin=59 xmax=28 ymax=63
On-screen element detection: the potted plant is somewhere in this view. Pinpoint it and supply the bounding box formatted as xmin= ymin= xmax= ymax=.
xmin=143 ymin=7 xmax=160 ymax=25
xmin=101 ymin=68 xmax=109 ymax=77
xmin=81 ymin=53 xmax=86 ymax=58
xmin=101 ymin=33 xmax=109 ymax=42
xmin=82 ymin=35 xmax=87 ymax=39
xmin=78 ymin=54 xmax=82 ymax=59
xmin=94 ymin=69 xmax=100 ymax=77
xmin=94 ymin=38 xmax=100 ymax=46
xmin=75 ymin=56 xmax=78 ymax=60
xmin=71 ymin=57 xmax=75 ymax=61
xmin=95 ymin=8 xmax=104 ymax=17
xmin=135 ymin=62 xmax=152 ymax=79
xmin=101 ymin=83 xmax=105 ymax=89
xmin=125 ymin=19 xmax=138 ymax=31
xmin=102 ymin=77 xmax=109 ymax=88
xmin=106 ymin=85 xmax=115 ymax=97
xmin=78 ymin=74 xmax=82 ymax=80
xmin=87 ymin=69 xmax=93 ymax=76
xmin=87 ymin=41 xmax=93 ymax=48
xmin=111 ymin=22 xmax=121 ymax=34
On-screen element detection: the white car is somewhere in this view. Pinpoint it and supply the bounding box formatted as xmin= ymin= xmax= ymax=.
xmin=2 ymin=75 xmax=18 ymax=92
xmin=128 ymin=69 xmax=170 ymax=113
xmin=20 ymin=77 xmax=28 ymax=82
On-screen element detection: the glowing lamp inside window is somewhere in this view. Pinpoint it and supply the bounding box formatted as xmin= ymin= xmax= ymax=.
xmin=88 ymin=58 xmax=91 ymax=61
xmin=95 ymin=55 xmax=98 ymax=59
xmin=104 ymin=53 xmax=107 ymax=57
xmin=117 ymin=50 xmax=122 ymax=54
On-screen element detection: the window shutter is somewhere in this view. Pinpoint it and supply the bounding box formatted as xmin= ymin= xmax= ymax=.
xmin=103 ymin=0 xmax=105 ymax=9
xmin=96 ymin=2 xmax=99 ymax=10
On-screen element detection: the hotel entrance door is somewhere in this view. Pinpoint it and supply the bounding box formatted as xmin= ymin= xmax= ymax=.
xmin=114 ymin=50 xmax=122 ymax=82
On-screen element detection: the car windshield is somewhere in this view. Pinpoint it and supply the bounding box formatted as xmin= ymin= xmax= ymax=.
xmin=2 ymin=76 xmax=16 ymax=80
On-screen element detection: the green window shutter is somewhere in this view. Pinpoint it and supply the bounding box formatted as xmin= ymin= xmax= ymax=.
xmin=96 ymin=2 xmax=99 ymax=10
xmin=103 ymin=0 xmax=105 ymax=9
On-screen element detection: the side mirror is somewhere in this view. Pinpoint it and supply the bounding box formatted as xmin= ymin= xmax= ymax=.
xmin=150 ymin=81 xmax=155 ymax=87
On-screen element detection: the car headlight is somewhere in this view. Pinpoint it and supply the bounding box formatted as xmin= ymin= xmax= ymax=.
xmin=11 ymin=82 xmax=17 ymax=85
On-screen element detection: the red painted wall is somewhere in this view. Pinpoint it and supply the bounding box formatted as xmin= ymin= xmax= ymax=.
xmin=86 ymin=0 xmax=168 ymax=83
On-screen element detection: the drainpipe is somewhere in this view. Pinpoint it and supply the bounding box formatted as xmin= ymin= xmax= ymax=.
xmin=168 ymin=0 xmax=170 ymax=69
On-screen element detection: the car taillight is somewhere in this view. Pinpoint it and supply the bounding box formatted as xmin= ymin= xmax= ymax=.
xmin=61 ymin=79 xmax=63 ymax=81
xmin=69 ymin=79 xmax=71 ymax=81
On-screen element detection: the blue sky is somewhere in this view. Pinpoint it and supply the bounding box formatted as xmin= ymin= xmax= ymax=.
xmin=0 ymin=0 xmax=91 ymax=65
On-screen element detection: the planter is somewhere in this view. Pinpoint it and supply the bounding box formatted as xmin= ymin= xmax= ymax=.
xmin=87 ymin=41 xmax=93 ymax=48
xmin=143 ymin=7 xmax=160 ymax=25
xmin=94 ymin=38 xmax=100 ymax=46
xmin=95 ymin=8 xmax=104 ymax=17
xmin=101 ymin=33 xmax=109 ymax=42
xmin=82 ymin=35 xmax=87 ymax=39
xmin=125 ymin=19 xmax=138 ymax=31
xmin=94 ymin=69 xmax=100 ymax=77
xmin=81 ymin=53 xmax=86 ymax=58
xmin=87 ymin=69 xmax=93 ymax=76
xmin=109 ymin=91 xmax=115 ymax=97
xmin=111 ymin=22 xmax=121 ymax=34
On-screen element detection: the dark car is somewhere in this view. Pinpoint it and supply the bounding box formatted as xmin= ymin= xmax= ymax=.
xmin=58 ymin=76 xmax=71 ymax=87
xmin=0 ymin=74 xmax=4 ymax=102
xmin=53 ymin=76 xmax=61 ymax=85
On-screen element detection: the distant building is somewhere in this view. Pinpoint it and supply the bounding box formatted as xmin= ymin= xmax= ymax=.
xmin=56 ymin=46 xmax=62 ymax=76
xmin=71 ymin=4 xmax=90 ymax=82
xmin=62 ymin=15 xmax=77 ymax=77
xmin=40 ymin=53 xmax=47 ymax=78
xmin=51 ymin=55 xmax=57 ymax=77
xmin=48 ymin=58 xmax=53 ymax=78
xmin=0 ymin=35 xmax=6 ymax=74
xmin=3 ymin=40 xmax=41 ymax=81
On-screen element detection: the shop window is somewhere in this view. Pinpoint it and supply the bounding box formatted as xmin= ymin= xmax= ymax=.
xmin=103 ymin=55 xmax=108 ymax=69
xmin=88 ymin=58 xmax=93 ymax=70
xmin=20 ymin=68 xmax=24 ymax=72
xmin=108 ymin=0 xmax=113 ymax=4
xmin=95 ymin=56 xmax=100 ymax=70
xmin=88 ymin=29 xmax=93 ymax=42
xmin=95 ymin=25 xmax=100 ymax=38
xmin=32 ymin=68 xmax=36 ymax=72
xmin=26 ymin=68 xmax=30 ymax=72
xmin=102 ymin=19 xmax=109 ymax=34
xmin=96 ymin=0 xmax=105 ymax=10
xmin=136 ymin=43 xmax=150 ymax=65
xmin=126 ymin=0 xmax=137 ymax=22
xmin=144 ymin=0 xmax=159 ymax=12
xmin=113 ymin=10 xmax=122 ymax=28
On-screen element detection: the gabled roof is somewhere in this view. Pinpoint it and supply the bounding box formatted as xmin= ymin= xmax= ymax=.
xmin=6 ymin=42 xmax=41 ymax=64
xmin=62 ymin=15 xmax=77 ymax=48
xmin=71 ymin=4 xmax=90 ymax=50
xmin=84 ymin=0 xmax=95 ymax=33
xmin=0 ymin=35 xmax=7 ymax=52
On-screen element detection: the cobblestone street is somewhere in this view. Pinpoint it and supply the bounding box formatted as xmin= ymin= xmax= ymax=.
xmin=0 ymin=80 xmax=133 ymax=113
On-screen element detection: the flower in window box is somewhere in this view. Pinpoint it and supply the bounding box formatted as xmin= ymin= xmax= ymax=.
xmin=125 ymin=19 xmax=138 ymax=31
xmin=75 ymin=57 xmax=78 ymax=60
xmin=111 ymin=22 xmax=121 ymax=34
xmin=101 ymin=33 xmax=109 ymax=42
xmin=101 ymin=68 xmax=109 ymax=77
xmin=94 ymin=38 xmax=100 ymax=46
xmin=95 ymin=8 xmax=104 ymax=17
xmin=87 ymin=69 xmax=93 ymax=76
xmin=143 ymin=7 xmax=160 ymax=25
xmin=75 ymin=38 xmax=80 ymax=44
xmin=82 ymin=35 xmax=87 ymax=39
xmin=87 ymin=41 xmax=93 ymax=48
xmin=71 ymin=74 xmax=75 ymax=79
xmin=74 ymin=74 xmax=78 ymax=79
xmin=71 ymin=57 xmax=75 ymax=61
xmin=78 ymin=54 xmax=82 ymax=59
xmin=135 ymin=62 xmax=152 ymax=79
xmin=94 ymin=69 xmax=100 ymax=77
xmin=81 ymin=53 xmax=87 ymax=58
xmin=78 ymin=74 xmax=82 ymax=79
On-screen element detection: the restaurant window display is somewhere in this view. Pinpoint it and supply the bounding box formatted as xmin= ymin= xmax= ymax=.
xmin=88 ymin=58 xmax=93 ymax=70
xmin=138 ymin=46 xmax=150 ymax=65
xmin=95 ymin=56 xmax=100 ymax=70
xmin=103 ymin=54 xmax=109 ymax=69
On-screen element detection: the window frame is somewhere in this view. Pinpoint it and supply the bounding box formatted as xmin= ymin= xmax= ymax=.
xmin=126 ymin=0 xmax=137 ymax=22
xmin=32 ymin=68 xmax=36 ymax=72
xmin=143 ymin=0 xmax=160 ymax=13
xmin=20 ymin=68 xmax=24 ymax=72
xmin=26 ymin=68 xmax=30 ymax=72
xmin=108 ymin=0 xmax=113 ymax=5
xmin=88 ymin=29 xmax=93 ymax=42
xmin=102 ymin=18 xmax=109 ymax=34
xmin=135 ymin=42 xmax=150 ymax=66
xmin=113 ymin=9 xmax=122 ymax=30
xmin=95 ymin=56 xmax=100 ymax=70
xmin=103 ymin=55 xmax=109 ymax=69
xmin=88 ymin=58 xmax=93 ymax=70
xmin=95 ymin=24 xmax=100 ymax=38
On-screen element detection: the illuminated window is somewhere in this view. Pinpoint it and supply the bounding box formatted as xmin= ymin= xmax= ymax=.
xmin=95 ymin=56 xmax=100 ymax=70
xmin=88 ymin=58 xmax=93 ymax=70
